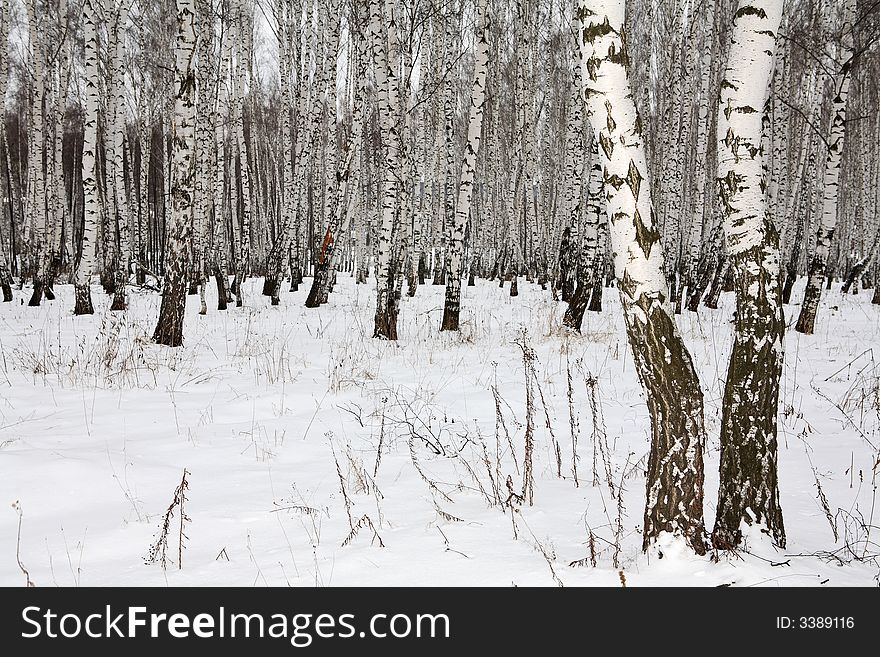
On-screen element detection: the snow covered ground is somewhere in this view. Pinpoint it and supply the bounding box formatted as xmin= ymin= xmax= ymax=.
xmin=1 ymin=276 xmax=878 ymax=586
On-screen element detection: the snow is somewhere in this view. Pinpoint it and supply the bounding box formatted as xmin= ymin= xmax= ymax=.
xmin=0 ymin=276 xmax=878 ymax=586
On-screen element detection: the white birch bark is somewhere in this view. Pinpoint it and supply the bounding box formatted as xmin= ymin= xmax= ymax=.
xmin=369 ymin=0 xmax=402 ymax=339
xmin=0 ymin=0 xmax=12 ymax=300
xmin=153 ymin=0 xmax=197 ymax=346
xmin=795 ymin=0 xmax=856 ymax=334
xmin=264 ymin=0 xmax=297 ymax=304
xmin=713 ymin=0 xmax=786 ymax=549
xmin=232 ymin=0 xmax=252 ymax=306
xmin=213 ymin=0 xmax=235 ymax=308
xmin=193 ymin=0 xmax=214 ymax=314
xmin=563 ymin=134 xmax=603 ymax=330
xmin=110 ymin=1 xmax=130 ymax=311
xmin=25 ymin=0 xmax=48 ymax=306
xmin=440 ymin=0 xmax=489 ymax=331
xmin=576 ymin=0 xmax=707 ymax=554
xmin=74 ymin=0 xmax=102 ymax=315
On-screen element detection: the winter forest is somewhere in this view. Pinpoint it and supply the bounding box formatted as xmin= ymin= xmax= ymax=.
xmin=0 ymin=0 xmax=878 ymax=587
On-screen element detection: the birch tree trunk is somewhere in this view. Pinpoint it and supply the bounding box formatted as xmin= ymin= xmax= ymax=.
xmin=556 ymin=60 xmax=585 ymax=304
xmin=74 ymin=0 xmax=101 ymax=315
xmin=370 ymin=0 xmax=402 ymax=340
xmin=713 ymin=0 xmax=786 ymax=549
xmin=264 ymin=0 xmax=295 ymax=305
xmin=26 ymin=0 xmax=47 ymax=307
xmin=563 ymin=135 xmax=603 ymax=330
xmin=232 ymin=0 xmax=252 ymax=307
xmin=213 ymin=0 xmax=234 ymax=310
xmin=110 ymin=1 xmax=130 ymax=311
xmin=153 ymin=0 xmax=197 ymax=346
xmin=440 ymin=0 xmax=490 ymax=332
xmin=576 ymin=0 xmax=707 ymax=555
xmin=305 ymin=1 xmax=370 ymax=308
xmin=0 ymin=0 xmax=11 ymax=301
xmin=193 ymin=0 xmax=214 ymax=314
xmin=795 ymin=0 xmax=856 ymax=335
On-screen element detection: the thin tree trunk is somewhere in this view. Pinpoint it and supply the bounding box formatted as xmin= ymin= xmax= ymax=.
xmin=441 ymin=0 xmax=490 ymax=331
xmin=795 ymin=0 xmax=855 ymax=334
xmin=110 ymin=2 xmax=130 ymax=311
xmin=369 ymin=0 xmax=402 ymax=340
xmin=153 ymin=0 xmax=197 ymax=346
xmin=74 ymin=0 xmax=101 ymax=315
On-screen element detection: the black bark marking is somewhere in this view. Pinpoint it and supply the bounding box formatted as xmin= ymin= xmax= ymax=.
xmin=633 ymin=209 xmax=660 ymax=259
xmin=625 ymin=160 xmax=642 ymax=200
xmin=735 ymin=6 xmax=767 ymax=19
xmin=619 ymin=270 xmax=637 ymax=300
xmin=605 ymin=100 xmax=616 ymax=133
xmin=580 ymin=15 xmax=613 ymax=44
xmin=599 ymin=132 xmax=614 ymax=159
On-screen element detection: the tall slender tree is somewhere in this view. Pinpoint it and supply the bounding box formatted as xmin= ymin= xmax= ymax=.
xmin=153 ymin=0 xmax=197 ymax=346
xmin=370 ymin=0 xmax=403 ymax=340
xmin=795 ymin=0 xmax=856 ymax=335
xmin=441 ymin=0 xmax=490 ymax=331
xmin=713 ymin=0 xmax=786 ymax=549
xmin=576 ymin=0 xmax=708 ymax=555
xmin=74 ymin=0 xmax=102 ymax=316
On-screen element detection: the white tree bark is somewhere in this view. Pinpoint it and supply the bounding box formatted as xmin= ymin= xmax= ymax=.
xmin=713 ymin=0 xmax=786 ymax=549
xmin=369 ymin=0 xmax=403 ymax=339
xmin=153 ymin=0 xmax=197 ymax=346
xmin=74 ymin=0 xmax=102 ymax=315
xmin=25 ymin=0 xmax=48 ymax=306
xmin=232 ymin=0 xmax=252 ymax=306
xmin=440 ymin=0 xmax=490 ymax=332
xmin=213 ymin=0 xmax=235 ymax=309
xmin=576 ymin=0 xmax=708 ymax=554
xmin=795 ymin=0 xmax=856 ymax=334
xmin=0 ymin=0 xmax=12 ymax=301
xmin=110 ymin=1 xmax=131 ymax=311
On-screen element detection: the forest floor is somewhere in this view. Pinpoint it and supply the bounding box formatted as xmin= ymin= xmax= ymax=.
xmin=0 ymin=275 xmax=878 ymax=586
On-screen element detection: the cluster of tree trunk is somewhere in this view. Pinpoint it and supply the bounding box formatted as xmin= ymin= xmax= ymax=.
xmin=0 ymin=0 xmax=878 ymax=554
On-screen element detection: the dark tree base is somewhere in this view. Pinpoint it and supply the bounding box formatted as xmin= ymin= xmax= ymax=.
xmin=563 ymin=282 xmax=589 ymax=331
xmin=216 ymin=273 xmax=228 ymax=311
xmin=623 ymin=300 xmax=708 ymax=555
xmin=74 ymin=284 xmax=94 ymax=316
xmin=100 ymin=271 xmax=116 ymax=295
xmin=588 ymin=279 xmax=603 ymax=312
xmin=1 ymin=283 xmax=12 ymax=302
xmin=374 ymin=311 xmax=398 ymax=340
xmin=28 ymin=280 xmax=43 ymax=307
xmin=712 ymin=242 xmax=786 ymax=551
xmin=110 ymin=293 xmax=126 ymax=311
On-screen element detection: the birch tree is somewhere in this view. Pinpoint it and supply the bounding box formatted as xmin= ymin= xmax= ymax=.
xmin=576 ymin=0 xmax=708 ymax=555
xmin=25 ymin=0 xmax=48 ymax=307
xmin=370 ymin=0 xmax=403 ymax=340
xmin=0 ymin=0 xmax=10 ymax=302
xmin=441 ymin=0 xmax=490 ymax=332
xmin=74 ymin=0 xmax=102 ymax=316
xmin=232 ymin=0 xmax=252 ymax=307
xmin=153 ymin=0 xmax=197 ymax=346
xmin=110 ymin=1 xmax=131 ymax=311
xmin=713 ymin=0 xmax=786 ymax=549
xmin=795 ymin=0 xmax=856 ymax=335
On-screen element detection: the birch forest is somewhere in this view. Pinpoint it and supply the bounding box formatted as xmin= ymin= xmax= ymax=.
xmin=1 ymin=0 xmax=879 ymax=587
